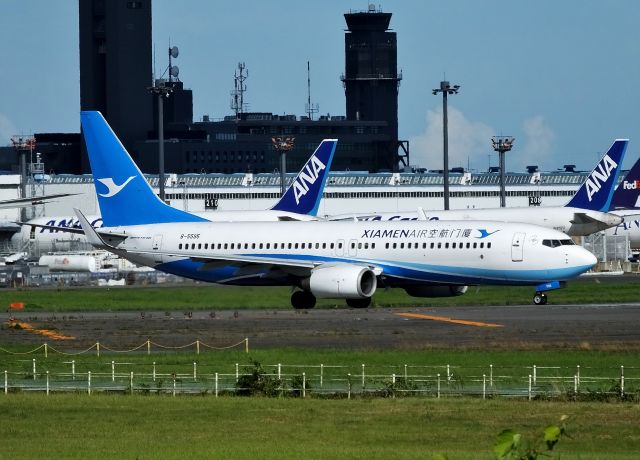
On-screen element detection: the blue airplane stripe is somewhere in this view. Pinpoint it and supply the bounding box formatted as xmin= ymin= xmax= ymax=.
xmin=156 ymin=253 xmax=591 ymax=286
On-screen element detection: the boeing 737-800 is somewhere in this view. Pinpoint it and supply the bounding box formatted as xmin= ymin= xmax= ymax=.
xmin=330 ymin=140 xmax=628 ymax=236
xmin=65 ymin=111 xmax=597 ymax=308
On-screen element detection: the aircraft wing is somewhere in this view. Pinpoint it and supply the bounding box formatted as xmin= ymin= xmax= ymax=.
xmin=0 ymin=193 xmax=77 ymax=210
xmin=17 ymin=219 xmax=128 ymax=240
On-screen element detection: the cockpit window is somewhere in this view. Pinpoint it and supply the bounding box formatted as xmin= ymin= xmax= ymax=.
xmin=542 ymin=239 xmax=575 ymax=248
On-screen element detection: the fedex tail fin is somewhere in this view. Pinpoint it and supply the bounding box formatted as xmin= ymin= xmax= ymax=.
xmin=271 ymin=139 xmax=337 ymax=215
xmin=565 ymin=139 xmax=628 ymax=211
xmin=81 ymin=111 xmax=206 ymax=227
xmin=609 ymin=153 xmax=640 ymax=210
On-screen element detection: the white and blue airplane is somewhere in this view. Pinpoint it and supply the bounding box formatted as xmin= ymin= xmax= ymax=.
xmin=11 ymin=137 xmax=337 ymax=252
xmin=330 ymin=139 xmax=628 ymax=237
xmin=63 ymin=111 xmax=596 ymax=308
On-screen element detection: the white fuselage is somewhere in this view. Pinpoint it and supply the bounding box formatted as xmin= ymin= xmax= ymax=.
xmin=100 ymin=219 xmax=596 ymax=287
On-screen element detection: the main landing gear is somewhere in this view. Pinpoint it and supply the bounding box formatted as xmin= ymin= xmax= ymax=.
xmin=291 ymin=291 xmax=317 ymax=309
xmin=290 ymin=291 xmax=373 ymax=309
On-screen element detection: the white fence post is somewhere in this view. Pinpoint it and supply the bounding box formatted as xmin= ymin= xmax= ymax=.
xmin=574 ymin=375 xmax=578 ymax=393
xmin=173 ymin=375 xmax=176 ymax=397
xmin=147 ymin=340 xmax=151 ymax=355
xmin=347 ymin=373 xmax=351 ymax=400
xmin=196 ymin=340 xmax=200 ymax=355
xmin=392 ymin=373 xmax=396 ymax=399
xmin=130 ymin=371 xmax=134 ymax=395
xmin=621 ymin=366 xmax=625 ymax=397
xmin=153 ymin=362 xmax=156 ymax=382
xmin=483 ymin=374 xmax=486 ymax=400
xmin=46 ymin=371 xmax=50 ymax=395
xmin=32 ymin=359 xmax=36 ymax=381
xmin=447 ymin=364 xmax=450 ymax=383
xmin=528 ymin=375 xmax=532 ymax=400
xmin=576 ymin=365 xmax=580 ymax=386
xmin=111 ymin=361 xmax=115 ymax=382
xmin=437 ymin=373 xmax=441 ymax=399
xmin=404 ymin=364 xmax=408 ymax=381
xmin=490 ymin=364 xmax=493 ymax=388
xmin=44 ymin=343 xmax=48 ymax=358
xmin=72 ymin=360 xmax=75 ymax=380
xmin=4 ymin=370 xmax=7 ymax=394
xmin=277 ymin=363 xmax=281 ymax=380
xmin=96 ymin=342 xmax=100 ymax=357
xmin=302 ymin=372 xmax=306 ymax=398
xmin=235 ymin=363 xmax=239 ymax=383
xmin=320 ymin=364 xmax=324 ymax=387
xmin=361 ymin=364 xmax=365 ymax=388
xmin=215 ymin=373 xmax=218 ymax=397
xmin=193 ymin=362 xmax=197 ymax=382
xmin=88 ymin=371 xmax=91 ymax=395
xmin=533 ymin=365 xmax=537 ymax=385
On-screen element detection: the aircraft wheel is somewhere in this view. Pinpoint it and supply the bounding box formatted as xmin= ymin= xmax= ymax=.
xmin=533 ymin=293 xmax=547 ymax=305
xmin=291 ymin=291 xmax=316 ymax=310
xmin=346 ymin=297 xmax=372 ymax=308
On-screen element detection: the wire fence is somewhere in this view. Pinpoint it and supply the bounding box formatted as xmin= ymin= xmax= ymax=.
xmin=1 ymin=351 xmax=638 ymax=400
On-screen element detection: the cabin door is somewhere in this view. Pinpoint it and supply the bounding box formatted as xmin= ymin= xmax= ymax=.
xmin=511 ymin=232 xmax=525 ymax=262
xmin=152 ymin=234 xmax=163 ymax=263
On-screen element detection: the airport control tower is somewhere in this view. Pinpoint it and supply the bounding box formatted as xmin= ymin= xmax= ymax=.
xmin=342 ymin=6 xmax=405 ymax=169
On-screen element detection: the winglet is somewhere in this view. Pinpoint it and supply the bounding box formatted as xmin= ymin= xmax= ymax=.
xmin=565 ymin=139 xmax=628 ymax=211
xmin=609 ymin=152 xmax=640 ymax=210
xmin=74 ymin=208 xmax=111 ymax=250
xmin=271 ymin=139 xmax=337 ymax=216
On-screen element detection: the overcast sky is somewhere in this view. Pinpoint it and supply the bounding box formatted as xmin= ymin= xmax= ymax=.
xmin=2 ymin=0 xmax=639 ymax=172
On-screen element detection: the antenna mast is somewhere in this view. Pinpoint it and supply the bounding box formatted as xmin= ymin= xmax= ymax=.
xmin=230 ymin=62 xmax=248 ymax=119
xmin=305 ymin=61 xmax=319 ymax=120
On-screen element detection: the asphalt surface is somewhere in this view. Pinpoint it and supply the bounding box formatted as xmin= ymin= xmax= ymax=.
xmin=3 ymin=303 xmax=640 ymax=350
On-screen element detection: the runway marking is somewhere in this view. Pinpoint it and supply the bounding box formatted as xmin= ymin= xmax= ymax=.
xmin=6 ymin=320 xmax=75 ymax=340
xmin=395 ymin=312 xmax=504 ymax=328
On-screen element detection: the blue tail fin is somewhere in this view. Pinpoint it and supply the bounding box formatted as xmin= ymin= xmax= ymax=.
xmin=271 ymin=139 xmax=337 ymax=215
xmin=81 ymin=111 xmax=206 ymax=226
xmin=609 ymin=153 xmax=640 ymax=210
xmin=565 ymin=139 xmax=628 ymax=211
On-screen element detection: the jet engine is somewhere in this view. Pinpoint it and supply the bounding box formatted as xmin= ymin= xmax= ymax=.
xmin=305 ymin=264 xmax=377 ymax=299
xmin=404 ymin=285 xmax=468 ymax=298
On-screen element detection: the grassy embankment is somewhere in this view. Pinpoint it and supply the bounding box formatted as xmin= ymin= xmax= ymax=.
xmin=1 ymin=277 xmax=639 ymax=311
xmin=1 ymin=394 xmax=639 ymax=459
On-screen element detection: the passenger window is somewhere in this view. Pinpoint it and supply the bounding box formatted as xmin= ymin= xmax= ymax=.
xmin=259 ymin=243 xmax=263 ymax=249
xmin=179 ymin=243 xmax=182 ymax=250
xmin=423 ymin=243 xmax=427 ymax=249
xmin=400 ymin=243 xmax=404 ymax=249
xmin=445 ymin=243 xmax=449 ymax=249
xmin=351 ymin=242 xmax=355 ymax=249
xmin=288 ymin=243 xmax=292 ymax=249
xmin=191 ymin=243 xmax=196 ymax=250
xmin=473 ymin=242 xmax=477 ymax=249
xmin=466 ymin=242 xmax=470 ymax=249
xmin=385 ymin=242 xmax=389 ymax=249
xmin=204 ymin=243 xmax=208 ymax=249
xmin=322 ymin=243 xmax=327 ymax=249
xmin=372 ymin=243 xmax=375 ymax=249
xmin=430 ymin=242 xmax=434 ymax=249
xmin=224 ymin=243 xmax=228 ymax=250
xmin=438 ymin=243 xmax=442 ymax=249
xmin=302 ymin=243 xmax=306 ymax=249
xmin=480 ymin=242 xmax=484 ymax=249
xmin=198 ymin=243 xmax=202 ymax=249
xmin=487 ymin=242 xmax=492 ymax=249
xmin=316 ymin=243 xmax=320 ymax=249
xmin=452 ymin=242 xmax=456 ymax=249
xmin=295 ymin=243 xmax=299 ymax=249
xmin=358 ymin=243 xmax=362 ymax=249
xmin=230 ymin=243 xmax=234 ymax=249
xmin=330 ymin=243 xmax=335 ymax=249
xmin=393 ymin=243 xmax=397 ymax=249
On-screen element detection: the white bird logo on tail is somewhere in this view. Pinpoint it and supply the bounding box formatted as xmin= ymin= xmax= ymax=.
xmin=97 ymin=176 xmax=136 ymax=198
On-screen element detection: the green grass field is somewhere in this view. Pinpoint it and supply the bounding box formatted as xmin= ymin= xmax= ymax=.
xmin=1 ymin=394 xmax=639 ymax=459
xmin=2 ymin=277 xmax=639 ymax=311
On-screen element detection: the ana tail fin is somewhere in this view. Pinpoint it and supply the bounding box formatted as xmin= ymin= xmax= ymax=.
xmin=81 ymin=111 xmax=206 ymax=226
xmin=271 ymin=139 xmax=337 ymax=216
xmin=565 ymin=139 xmax=628 ymax=211
xmin=609 ymin=152 xmax=640 ymax=210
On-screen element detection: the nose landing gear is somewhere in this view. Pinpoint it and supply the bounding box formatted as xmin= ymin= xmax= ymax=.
xmin=532 ymin=280 xmax=565 ymax=305
xmin=533 ymin=292 xmax=548 ymax=305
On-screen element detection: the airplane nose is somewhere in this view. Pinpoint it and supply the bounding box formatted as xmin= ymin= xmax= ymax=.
xmin=608 ymin=213 xmax=624 ymax=226
xmin=581 ymin=248 xmax=598 ymax=268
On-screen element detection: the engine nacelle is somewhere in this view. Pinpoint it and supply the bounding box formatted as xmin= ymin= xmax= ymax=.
xmin=404 ymin=285 xmax=468 ymax=298
xmin=306 ymin=264 xmax=377 ymax=299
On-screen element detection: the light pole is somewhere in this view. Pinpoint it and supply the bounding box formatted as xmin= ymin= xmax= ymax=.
xmin=147 ymin=83 xmax=174 ymax=202
xmin=272 ymin=137 xmax=295 ymax=197
xmin=432 ymin=81 xmax=460 ymax=210
xmin=491 ymin=136 xmax=515 ymax=207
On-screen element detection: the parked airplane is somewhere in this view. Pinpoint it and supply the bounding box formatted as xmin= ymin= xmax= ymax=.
xmin=329 ymin=140 xmax=628 ymax=237
xmin=604 ymin=152 xmax=640 ymax=252
xmin=11 ymin=139 xmax=337 ymax=252
xmin=65 ymin=111 xmax=596 ymax=307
